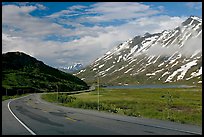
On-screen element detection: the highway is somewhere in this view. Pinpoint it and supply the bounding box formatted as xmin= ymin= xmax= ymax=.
xmin=2 ymin=93 xmax=202 ymax=135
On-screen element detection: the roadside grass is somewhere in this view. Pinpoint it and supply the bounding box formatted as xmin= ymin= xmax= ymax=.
xmin=2 ymin=93 xmax=30 ymax=101
xmin=41 ymin=88 xmax=202 ymax=126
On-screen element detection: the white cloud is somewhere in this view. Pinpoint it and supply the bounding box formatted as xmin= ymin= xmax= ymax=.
xmin=2 ymin=5 xmax=37 ymax=21
xmin=103 ymin=15 xmax=187 ymax=39
xmin=2 ymin=5 xmax=74 ymax=39
xmin=36 ymin=3 xmax=47 ymax=10
xmin=144 ymin=34 xmax=202 ymax=57
xmin=47 ymin=5 xmax=87 ymax=18
xmin=80 ymin=2 xmax=160 ymax=22
xmin=47 ymin=9 xmax=73 ymax=18
xmin=2 ymin=3 xmax=191 ymax=67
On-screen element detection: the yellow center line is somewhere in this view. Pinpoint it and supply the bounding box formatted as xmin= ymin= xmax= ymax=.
xmin=42 ymin=110 xmax=47 ymax=113
xmin=65 ymin=116 xmax=77 ymax=122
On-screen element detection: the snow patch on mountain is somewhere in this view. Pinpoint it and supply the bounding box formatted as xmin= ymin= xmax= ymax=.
xmin=165 ymin=60 xmax=198 ymax=82
xmin=58 ymin=63 xmax=83 ymax=73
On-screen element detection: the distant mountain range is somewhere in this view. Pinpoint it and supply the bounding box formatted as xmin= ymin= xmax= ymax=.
xmin=58 ymin=63 xmax=84 ymax=73
xmin=75 ymin=16 xmax=202 ymax=86
xmin=2 ymin=52 xmax=88 ymax=95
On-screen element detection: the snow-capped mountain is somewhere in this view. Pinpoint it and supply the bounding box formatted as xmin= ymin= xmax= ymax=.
xmin=76 ymin=16 xmax=202 ymax=85
xmin=58 ymin=63 xmax=84 ymax=73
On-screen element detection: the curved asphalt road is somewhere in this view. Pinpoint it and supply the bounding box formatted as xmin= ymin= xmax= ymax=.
xmin=2 ymin=93 xmax=202 ymax=135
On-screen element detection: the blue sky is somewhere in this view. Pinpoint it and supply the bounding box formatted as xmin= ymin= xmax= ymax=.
xmin=2 ymin=2 xmax=202 ymax=67
xmin=144 ymin=2 xmax=202 ymax=17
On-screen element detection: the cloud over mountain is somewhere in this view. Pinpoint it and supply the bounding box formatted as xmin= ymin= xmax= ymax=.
xmin=2 ymin=2 xmax=201 ymax=67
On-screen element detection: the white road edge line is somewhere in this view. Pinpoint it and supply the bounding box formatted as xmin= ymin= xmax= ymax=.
xmin=7 ymin=95 xmax=36 ymax=135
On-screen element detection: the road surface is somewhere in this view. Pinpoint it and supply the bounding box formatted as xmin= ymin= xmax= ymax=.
xmin=2 ymin=93 xmax=202 ymax=135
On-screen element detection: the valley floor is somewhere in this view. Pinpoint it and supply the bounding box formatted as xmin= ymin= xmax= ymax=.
xmin=42 ymin=87 xmax=202 ymax=126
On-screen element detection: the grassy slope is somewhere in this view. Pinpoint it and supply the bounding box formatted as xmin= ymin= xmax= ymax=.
xmin=41 ymin=87 xmax=202 ymax=126
xmin=2 ymin=52 xmax=88 ymax=95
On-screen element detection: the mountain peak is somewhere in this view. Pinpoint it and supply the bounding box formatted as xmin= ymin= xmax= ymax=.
xmin=182 ymin=16 xmax=202 ymax=26
xmin=144 ymin=32 xmax=151 ymax=37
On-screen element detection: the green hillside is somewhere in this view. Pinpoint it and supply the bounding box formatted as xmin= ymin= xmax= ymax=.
xmin=2 ymin=52 xmax=89 ymax=95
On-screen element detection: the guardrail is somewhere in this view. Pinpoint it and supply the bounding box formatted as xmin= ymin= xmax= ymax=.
xmin=41 ymin=85 xmax=96 ymax=95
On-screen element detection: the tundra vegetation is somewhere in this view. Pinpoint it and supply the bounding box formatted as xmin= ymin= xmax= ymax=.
xmin=41 ymin=87 xmax=202 ymax=126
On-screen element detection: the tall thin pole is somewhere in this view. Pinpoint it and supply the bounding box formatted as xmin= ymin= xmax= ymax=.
xmin=56 ymin=85 xmax=58 ymax=103
xmin=97 ymin=71 xmax=100 ymax=111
